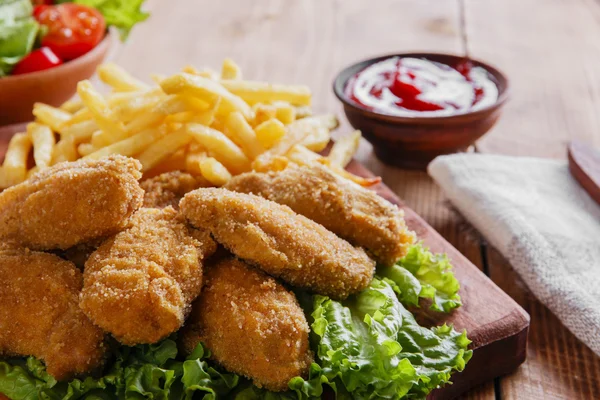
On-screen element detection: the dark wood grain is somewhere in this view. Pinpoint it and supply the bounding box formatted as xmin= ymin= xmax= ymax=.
xmin=346 ymin=160 xmax=529 ymax=400
xmin=568 ymin=140 xmax=600 ymax=205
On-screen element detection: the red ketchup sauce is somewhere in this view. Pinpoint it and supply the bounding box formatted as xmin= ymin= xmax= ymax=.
xmin=345 ymin=57 xmax=498 ymax=117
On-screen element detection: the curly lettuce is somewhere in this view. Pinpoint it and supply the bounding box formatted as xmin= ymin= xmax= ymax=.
xmin=380 ymin=243 xmax=462 ymax=312
xmin=289 ymin=278 xmax=471 ymax=399
xmin=0 ymin=339 xmax=238 ymax=400
xmin=0 ymin=0 xmax=39 ymax=76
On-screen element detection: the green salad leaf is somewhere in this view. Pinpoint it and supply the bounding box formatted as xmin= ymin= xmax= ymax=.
xmin=290 ymin=278 xmax=471 ymax=399
xmin=381 ymin=243 xmax=462 ymax=313
xmin=0 ymin=340 xmax=238 ymax=400
xmin=0 ymin=0 xmax=39 ymax=76
xmin=62 ymin=0 xmax=150 ymax=39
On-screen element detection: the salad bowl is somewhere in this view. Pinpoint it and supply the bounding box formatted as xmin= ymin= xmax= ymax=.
xmin=0 ymin=32 xmax=112 ymax=126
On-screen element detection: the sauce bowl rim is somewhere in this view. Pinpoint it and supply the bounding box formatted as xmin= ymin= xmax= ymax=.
xmin=333 ymin=52 xmax=509 ymax=123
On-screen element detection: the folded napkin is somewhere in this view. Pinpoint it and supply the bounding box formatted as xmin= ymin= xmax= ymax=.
xmin=428 ymin=154 xmax=600 ymax=356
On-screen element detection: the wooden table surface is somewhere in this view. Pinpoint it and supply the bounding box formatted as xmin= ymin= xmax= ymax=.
xmin=98 ymin=0 xmax=599 ymax=398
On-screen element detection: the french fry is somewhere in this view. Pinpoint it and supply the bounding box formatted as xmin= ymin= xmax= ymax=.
xmin=32 ymin=103 xmax=71 ymax=132
xmin=59 ymin=108 xmax=93 ymax=129
xmin=144 ymin=148 xmax=188 ymax=178
xmin=285 ymin=144 xmax=322 ymax=165
xmin=183 ymin=65 xmax=219 ymax=80
xmin=252 ymin=155 xmax=290 ymax=173
xmin=198 ymin=156 xmax=233 ymax=186
xmin=186 ymin=123 xmax=251 ymax=174
xmin=27 ymin=123 xmax=55 ymax=168
xmin=85 ymin=125 xmax=167 ymax=160
xmin=254 ymin=118 xmax=286 ymax=149
xmin=252 ymin=104 xmax=277 ymax=126
xmin=290 ymin=114 xmax=338 ymax=151
xmin=123 ymin=95 xmax=206 ymax=136
xmin=294 ymin=105 xmax=312 ymax=119
xmin=294 ymin=114 xmax=339 ymax=130
xmin=60 ymin=99 xmax=84 ymax=113
xmin=150 ymin=74 xmax=166 ymax=85
xmin=77 ymin=143 xmax=97 ymax=157
xmin=137 ymin=129 xmax=192 ymax=171
xmin=328 ymin=130 xmax=361 ymax=168
xmin=60 ymin=120 xmax=98 ymax=142
xmin=221 ymin=58 xmax=242 ymax=80
xmin=0 ymin=133 xmax=32 ymax=187
xmin=107 ymin=91 xmax=144 ymax=107
xmin=78 ymin=80 xmax=127 ymax=146
xmin=252 ymin=120 xmax=314 ymax=171
xmin=26 ymin=166 xmax=40 ymax=179
xmin=160 ymin=73 xmax=252 ymax=119
xmin=224 ymin=111 xmax=265 ymax=159
xmin=272 ymin=101 xmax=296 ymax=124
xmin=186 ymin=152 xmax=232 ymax=186
xmin=110 ymin=89 xmax=164 ymax=122
xmin=301 ymin=126 xmax=330 ymax=152
xmin=220 ymin=80 xmax=311 ymax=106
xmin=98 ymin=63 xmax=149 ymax=92
xmin=286 ymin=144 xmax=379 ymax=187
xmin=52 ymin=137 xmax=78 ymax=164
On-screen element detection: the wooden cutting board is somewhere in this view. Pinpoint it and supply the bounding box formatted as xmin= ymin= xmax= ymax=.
xmin=0 ymin=124 xmax=529 ymax=400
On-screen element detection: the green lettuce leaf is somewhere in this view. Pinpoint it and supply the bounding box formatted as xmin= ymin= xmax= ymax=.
xmin=0 ymin=340 xmax=238 ymax=400
xmin=66 ymin=0 xmax=149 ymax=39
xmin=381 ymin=243 xmax=462 ymax=312
xmin=0 ymin=0 xmax=39 ymax=76
xmin=290 ymin=278 xmax=471 ymax=399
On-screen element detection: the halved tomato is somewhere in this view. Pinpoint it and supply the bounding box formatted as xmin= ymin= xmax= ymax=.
xmin=34 ymin=4 xmax=106 ymax=61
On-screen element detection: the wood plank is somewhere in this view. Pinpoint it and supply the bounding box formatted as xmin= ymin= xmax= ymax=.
xmin=486 ymin=246 xmax=600 ymax=400
xmin=346 ymin=161 xmax=529 ymax=400
xmin=465 ymin=0 xmax=600 ymax=158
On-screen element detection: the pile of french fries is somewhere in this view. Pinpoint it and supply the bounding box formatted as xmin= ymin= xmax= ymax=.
xmin=0 ymin=59 xmax=370 ymax=189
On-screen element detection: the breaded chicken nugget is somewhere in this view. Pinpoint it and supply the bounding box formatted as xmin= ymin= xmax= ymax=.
xmin=0 ymin=155 xmax=143 ymax=250
xmin=180 ymin=258 xmax=312 ymax=391
xmin=80 ymin=207 xmax=216 ymax=345
xmin=180 ymin=188 xmax=375 ymax=299
xmin=225 ymin=163 xmax=415 ymax=266
xmin=0 ymin=245 xmax=106 ymax=380
xmin=141 ymin=171 xmax=209 ymax=209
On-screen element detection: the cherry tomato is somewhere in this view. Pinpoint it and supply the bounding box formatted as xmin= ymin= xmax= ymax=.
xmin=34 ymin=4 xmax=106 ymax=61
xmin=12 ymin=47 xmax=63 ymax=75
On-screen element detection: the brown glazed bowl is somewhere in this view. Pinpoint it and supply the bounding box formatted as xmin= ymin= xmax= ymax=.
xmin=0 ymin=31 xmax=112 ymax=126
xmin=333 ymin=53 xmax=509 ymax=170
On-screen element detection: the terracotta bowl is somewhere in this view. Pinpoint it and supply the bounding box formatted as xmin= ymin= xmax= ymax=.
xmin=333 ymin=53 xmax=509 ymax=170
xmin=0 ymin=31 xmax=112 ymax=126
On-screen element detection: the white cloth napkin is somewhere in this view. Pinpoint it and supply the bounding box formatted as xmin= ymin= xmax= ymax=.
xmin=428 ymin=153 xmax=600 ymax=356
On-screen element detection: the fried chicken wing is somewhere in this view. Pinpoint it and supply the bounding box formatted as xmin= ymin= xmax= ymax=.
xmin=141 ymin=171 xmax=209 ymax=209
xmin=0 ymin=245 xmax=106 ymax=380
xmin=180 ymin=258 xmax=312 ymax=391
xmin=80 ymin=207 xmax=216 ymax=345
xmin=180 ymin=188 xmax=375 ymax=299
xmin=0 ymin=155 xmax=143 ymax=250
xmin=225 ymin=163 xmax=415 ymax=266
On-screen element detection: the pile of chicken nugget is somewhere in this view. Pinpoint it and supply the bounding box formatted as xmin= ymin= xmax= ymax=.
xmin=0 ymin=154 xmax=415 ymax=392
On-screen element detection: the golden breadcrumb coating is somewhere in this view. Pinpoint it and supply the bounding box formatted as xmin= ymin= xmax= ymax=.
xmin=225 ymin=163 xmax=415 ymax=266
xmin=141 ymin=171 xmax=209 ymax=209
xmin=180 ymin=258 xmax=312 ymax=392
xmin=0 ymin=245 xmax=106 ymax=380
xmin=0 ymin=155 xmax=143 ymax=250
xmin=180 ymin=188 xmax=375 ymax=299
xmin=80 ymin=207 xmax=216 ymax=345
